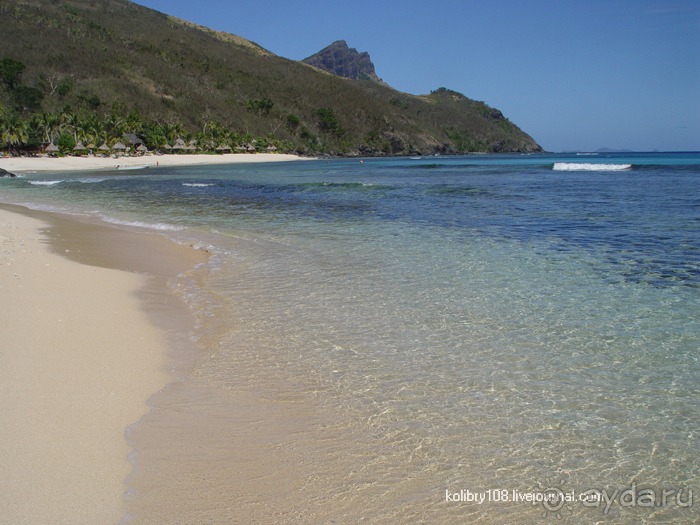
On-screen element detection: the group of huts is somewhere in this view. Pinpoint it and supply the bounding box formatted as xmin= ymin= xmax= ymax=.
xmin=43 ymin=134 xmax=276 ymax=156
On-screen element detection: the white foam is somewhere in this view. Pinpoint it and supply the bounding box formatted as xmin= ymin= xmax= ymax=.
xmin=101 ymin=217 xmax=185 ymax=231
xmin=75 ymin=177 xmax=113 ymax=184
xmin=28 ymin=180 xmax=64 ymax=186
xmin=553 ymin=163 xmax=632 ymax=171
xmin=182 ymin=183 xmax=214 ymax=188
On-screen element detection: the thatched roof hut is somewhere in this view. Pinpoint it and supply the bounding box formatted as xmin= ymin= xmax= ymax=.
xmin=45 ymin=143 xmax=59 ymax=153
xmin=73 ymin=142 xmax=87 ymax=151
xmin=216 ymin=145 xmax=231 ymax=152
xmin=112 ymin=142 xmax=127 ymax=151
xmin=266 ymin=145 xmax=278 ymax=152
xmin=246 ymin=144 xmax=256 ymax=153
xmin=137 ymin=144 xmax=148 ymax=152
xmin=98 ymin=143 xmax=110 ymax=151
xmin=86 ymin=143 xmax=96 ymax=150
xmin=235 ymin=146 xmax=246 ymax=152
xmin=124 ymin=133 xmax=143 ymax=147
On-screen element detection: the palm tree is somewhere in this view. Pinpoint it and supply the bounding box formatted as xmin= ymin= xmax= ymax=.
xmin=26 ymin=115 xmax=44 ymax=148
xmin=165 ymin=122 xmax=184 ymax=142
xmin=104 ymin=113 xmax=127 ymax=141
xmin=39 ymin=112 xmax=60 ymax=144
xmin=83 ymin=114 xmax=102 ymax=145
xmin=125 ymin=109 xmax=143 ymax=135
xmin=64 ymin=113 xmax=84 ymax=144
xmin=1 ymin=115 xmax=29 ymax=152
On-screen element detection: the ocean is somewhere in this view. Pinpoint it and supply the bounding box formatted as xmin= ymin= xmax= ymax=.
xmin=2 ymin=152 xmax=699 ymax=524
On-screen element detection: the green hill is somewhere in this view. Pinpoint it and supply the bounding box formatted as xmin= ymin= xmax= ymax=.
xmin=1 ymin=0 xmax=542 ymax=155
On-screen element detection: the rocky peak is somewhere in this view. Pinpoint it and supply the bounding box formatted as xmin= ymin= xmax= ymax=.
xmin=302 ymin=40 xmax=380 ymax=81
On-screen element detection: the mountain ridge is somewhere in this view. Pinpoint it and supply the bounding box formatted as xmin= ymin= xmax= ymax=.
xmin=302 ymin=40 xmax=382 ymax=83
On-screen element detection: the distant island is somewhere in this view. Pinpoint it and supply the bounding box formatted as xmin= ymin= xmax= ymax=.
xmin=562 ymin=148 xmax=637 ymax=153
xmin=1 ymin=0 xmax=542 ymax=157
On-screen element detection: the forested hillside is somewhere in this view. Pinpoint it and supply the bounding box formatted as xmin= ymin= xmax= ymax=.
xmin=1 ymin=0 xmax=542 ymax=155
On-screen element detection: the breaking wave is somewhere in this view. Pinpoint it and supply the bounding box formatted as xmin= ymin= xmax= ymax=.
xmin=101 ymin=217 xmax=185 ymax=231
xmin=28 ymin=180 xmax=64 ymax=186
xmin=553 ymin=163 xmax=633 ymax=171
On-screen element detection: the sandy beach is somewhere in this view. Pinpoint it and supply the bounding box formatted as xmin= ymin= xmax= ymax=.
xmin=0 ymin=205 xmax=206 ymax=524
xmin=0 ymin=152 xmax=310 ymax=173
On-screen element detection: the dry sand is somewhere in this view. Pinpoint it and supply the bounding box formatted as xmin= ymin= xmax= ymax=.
xmin=0 ymin=152 xmax=310 ymax=173
xmin=0 ymin=206 xmax=201 ymax=524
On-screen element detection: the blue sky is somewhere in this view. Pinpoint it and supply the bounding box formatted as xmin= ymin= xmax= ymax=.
xmin=131 ymin=0 xmax=699 ymax=152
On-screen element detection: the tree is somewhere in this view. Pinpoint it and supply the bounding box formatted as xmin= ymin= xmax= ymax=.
xmin=0 ymin=58 xmax=26 ymax=90
xmin=13 ymin=86 xmax=44 ymax=112
xmin=63 ymin=112 xmax=84 ymax=143
xmin=317 ymin=107 xmax=344 ymax=137
xmin=39 ymin=112 xmax=60 ymax=144
xmin=246 ymin=98 xmax=274 ymax=115
xmin=125 ymin=108 xmax=143 ymax=134
xmin=143 ymin=130 xmax=166 ymax=150
xmin=57 ymin=133 xmax=76 ymax=153
xmin=1 ymin=115 xmax=29 ymax=151
xmin=286 ymin=114 xmax=300 ymax=134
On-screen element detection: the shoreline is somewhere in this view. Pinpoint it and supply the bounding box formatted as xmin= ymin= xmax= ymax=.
xmin=0 ymin=152 xmax=312 ymax=173
xmin=0 ymin=204 xmax=207 ymax=524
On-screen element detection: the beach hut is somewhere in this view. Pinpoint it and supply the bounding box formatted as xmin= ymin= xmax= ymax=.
xmin=124 ymin=133 xmax=144 ymax=148
xmin=137 ymin=144 xmax=148 ymax=153
xmin=235 ymin=146 xmax=246 ymax=153
xmin=112 ymin=142 xmax=127 ymax=157
xmin=171 ymin=138 xmax=187 ymax=152
xmin=45 ymin=143 xmax=59 ymax=154
xmin=98 ymin=143 xmax=110 ymax=152
xmin=86 ymin=143 xmax=96 ymax=150
xmin=73 ymin=142 xmax=87 ymax=151
xmin=266 ymin=145 xmax=278 ymax=153
xmin=215 ymin=145 xmax=231 ymax=153
xmin=246 ymin=143 xmax=256 ymax=153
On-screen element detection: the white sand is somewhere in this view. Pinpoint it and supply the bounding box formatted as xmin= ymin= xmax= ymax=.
xmin=0 ymin=208 xmax=173 ymax=524
xmin=0 ymin=152 xmax=311 ymax=173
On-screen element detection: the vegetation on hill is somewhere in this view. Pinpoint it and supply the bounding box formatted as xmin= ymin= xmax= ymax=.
xmin=0 ymin=0 xmax=542 ymax=156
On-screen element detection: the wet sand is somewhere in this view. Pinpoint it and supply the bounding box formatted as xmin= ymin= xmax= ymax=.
xmin=0 ymin=205 xmax=206 ymax=524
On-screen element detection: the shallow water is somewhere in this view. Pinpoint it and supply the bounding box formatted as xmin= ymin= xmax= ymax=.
xmin=2 ymin=153 xmax=699 ymax=523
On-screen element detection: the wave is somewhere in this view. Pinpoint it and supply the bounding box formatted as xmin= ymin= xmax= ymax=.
xmin=182 ymin=183 xmax=215 ymax=188
xmin=73 ymin=177 xmax=113 ymax=184
xmin=553 ymin=163 xmax=633 ymax=171
xmin=28 ymin=180 xmax=64 ymax=185
xmin=101 ymin=217 xmax=185 ymax=231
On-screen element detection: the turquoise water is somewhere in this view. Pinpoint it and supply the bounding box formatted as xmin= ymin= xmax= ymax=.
xmin=2 ymin=153 xmax=699 ymax=523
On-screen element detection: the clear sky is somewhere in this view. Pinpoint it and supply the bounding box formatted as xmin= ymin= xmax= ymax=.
xmin=131 ymin=0 xmax=699 ymax=152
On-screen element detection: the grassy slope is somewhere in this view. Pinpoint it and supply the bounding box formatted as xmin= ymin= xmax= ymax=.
xmin=2 ymin=0 xmax=542 ymax=154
